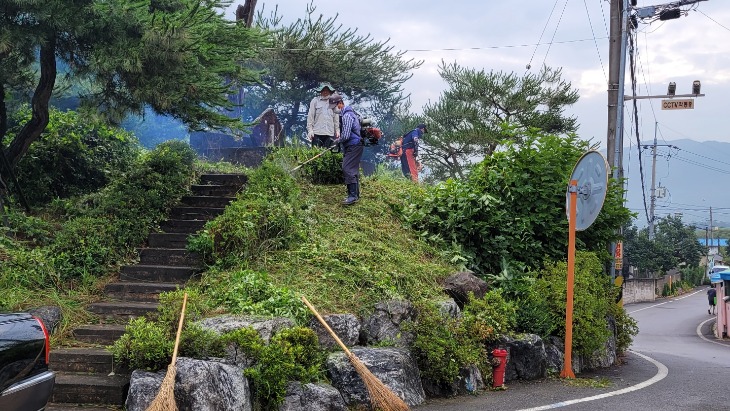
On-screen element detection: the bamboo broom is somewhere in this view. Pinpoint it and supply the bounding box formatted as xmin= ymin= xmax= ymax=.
xmin=146 ymin=292 xmax=188 ymax=411
xmin=301 ymin=296 xmax=410 ymax=411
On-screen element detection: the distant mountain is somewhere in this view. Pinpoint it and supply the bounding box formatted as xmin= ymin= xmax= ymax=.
xmin=615 ymin=139 xmax=730 ymax=229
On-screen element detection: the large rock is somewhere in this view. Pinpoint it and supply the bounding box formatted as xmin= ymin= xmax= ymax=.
xmin=544 ymin=336 xmax=584 ymax=375
xmin=309 ymin=314 xmax=360 ymax=350
xmin=279 ymin=381 xmax=346 ymax=411
xmin=438 ymin=299 xmax=462 ymax=319
xmin=126 ymin=358 xmax=252 ymax=411
xmin=360 ymin=300 xmax=415 ymax=347
xmin=421 ymin=364 xmax=485 ymax=398
xmin=326 ymin=347 xmax=425 ymax=408
xmin=498 ymin=334 xmax=547 ymax=381
xmin=27 ymin=306 xmax=62 ymax=334
xmin=442 ymin=272 xmax=489 ymax=309
xmin=198 ymin=315 xmax=294 ymax=343
xmin=198 ymin=315 xmax=295 ymax=369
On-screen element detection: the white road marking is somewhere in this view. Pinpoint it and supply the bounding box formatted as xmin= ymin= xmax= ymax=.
xmin=695 ymin=317 xmax=729 ymax=347
xmin=515 ymin=351 xmax=668 ymax=411
xmin=627 ymin=290 xmax=702 ymax=314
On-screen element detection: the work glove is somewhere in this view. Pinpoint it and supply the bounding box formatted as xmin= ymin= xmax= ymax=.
xmin=307 ymin=130 xmax=314 ymax=140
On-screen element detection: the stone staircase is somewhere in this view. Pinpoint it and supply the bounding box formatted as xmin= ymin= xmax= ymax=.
xmin=46 ymin=173 xmax=246 ymax=411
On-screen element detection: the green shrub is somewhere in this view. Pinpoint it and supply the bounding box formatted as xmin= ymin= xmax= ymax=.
xmin=403 ymin=129 xmax=632 ymax=275
xmin=195 ymin=269 xmax=309 ymax=324
xmin=51 ymin=217 xmax=114 ymax=282
xmin=519 ymin=251 xmax=617 ymax=357
xmin=112 ymin=317 xmax=173 ymax=371
xmin=408 ymin=302 xmax=486 ymax=386
xmin=611 ymin=304 xmax=638 ymax=354
xmin=269 ymin=147 xmax=343 ymax=185
xmin=190 ymin=161 xmax=305 ymax=263
xmin=462 ymin=290 xmax=517 ymax=343
xmin=112 ymin=290 xmax=225 ymax=371
xmin=10 ymin=107 xmax=139 ymax=206
xmin=223 ymin=326 xmax=325 ymax=410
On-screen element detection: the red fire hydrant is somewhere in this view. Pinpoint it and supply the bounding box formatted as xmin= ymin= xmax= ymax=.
xmin=491 ymin=348 xmax=508 ymax=388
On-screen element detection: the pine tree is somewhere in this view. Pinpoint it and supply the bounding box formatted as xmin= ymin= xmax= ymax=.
xmin=0 ymin=0 xmax=266 ymax=167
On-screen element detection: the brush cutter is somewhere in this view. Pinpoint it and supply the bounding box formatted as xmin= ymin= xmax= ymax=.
xmin=290 ymin=145 xmax=338 ymax=172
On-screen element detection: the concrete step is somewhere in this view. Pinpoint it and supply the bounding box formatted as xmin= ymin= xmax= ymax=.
xmin=138 ymin=248 xmax=201 ymax=267
xmin=72 ymin=325 xmax=127 ymax=346
xmin=159 ymin=219 xmax=207 ymax=234
xmin=191 ymin=184 xmax=241 ymax=197
xmin=51 ymin=372 xmax=129 ymax=406
xmin=87 ymin=302 xmax=159 ymax=320
xmin=181 ymin=195 xmax=235 ymax=208
xmin=147 ymin=233 xmax=189 ymax=249
xmin=169 ymin=206 xmax=225 ymax=221
xmin=47 ymin=405 xmax=121 ymax=411
xmin=51 ymin=348 xmax=128 ymax=375
xmin=104 ymin=282 xmax=180 ymax=302
xmin=199 ymin=173 xmax=247 ymax=186
xmin=120 ymin=265 xmax=199 ymax=283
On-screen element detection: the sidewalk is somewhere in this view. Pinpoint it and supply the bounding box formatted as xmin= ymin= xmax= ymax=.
xmin=414 ymin=351 xmax=658 ymax=411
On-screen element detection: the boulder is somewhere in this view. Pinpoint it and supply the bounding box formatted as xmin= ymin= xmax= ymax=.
xmin=584 ymin=316 xmax=618 ymax=370
xmin=438 ymin=299 xmax=461 ymax=319
xmin=421 ymin=364 xmax=485 ymax=398
xmin=360 ymin=300 xmax=415 ymax=347
xmin=543 ymin=336 xmax=583 ymax=375
xmin=442 ymin=272 xmax=488 ymax=309
xmin=279 ymin=381 xmax=346 ymax=411
xmin=498 ymin=334 xmax=547 ymax=381
xmin=125 ymin=358 xmax=252 ymax=411
xmin=309 ymin=314 xmax=360 ymax=350
xmin=27 ymin=306 xmax=62 ymax=334
xmin=326 ymin=347 xmax=425 ymax=408
xmin=198 ymin=315 xmax=294 ymax=343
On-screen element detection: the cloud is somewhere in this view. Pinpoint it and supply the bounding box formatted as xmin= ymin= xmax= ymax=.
xmin=229 ymin=0 xmax=730 ymax=144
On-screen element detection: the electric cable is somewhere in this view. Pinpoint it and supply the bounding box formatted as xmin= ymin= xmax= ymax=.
xmin=629 ymin=31 xmax=651 ymax=226
xmin=583 ymin=0 xmax=607 ymax=81
xmin=696 ymin=9 xmax=730 ymax=32
xmin=540 ymin=0 xmax=571 ymax=69
xmin=525 ymin=0 xmax=561 ymax=72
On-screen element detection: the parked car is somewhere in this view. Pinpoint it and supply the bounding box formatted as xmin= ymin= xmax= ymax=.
xmin=0 ymin=313 xmax=55 ymax=411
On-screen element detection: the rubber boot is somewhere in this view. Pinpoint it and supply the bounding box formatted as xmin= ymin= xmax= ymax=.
xmin=342 ymin=184 xmax=358 ymax=205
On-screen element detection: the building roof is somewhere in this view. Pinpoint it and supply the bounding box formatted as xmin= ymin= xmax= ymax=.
xmin=698 ymin=238 xmax=729 ymax=247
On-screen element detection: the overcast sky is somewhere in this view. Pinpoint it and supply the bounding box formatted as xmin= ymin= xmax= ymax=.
xmin=227 ymin=0 xmax=730 ymax=148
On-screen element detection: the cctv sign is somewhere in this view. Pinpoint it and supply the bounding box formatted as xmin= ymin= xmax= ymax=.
xmin=661 ymin=99 xmax=694 ymax=110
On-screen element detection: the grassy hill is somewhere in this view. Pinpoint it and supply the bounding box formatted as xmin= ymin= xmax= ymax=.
xmin=191 ymin=164 xmax=459 ymax=320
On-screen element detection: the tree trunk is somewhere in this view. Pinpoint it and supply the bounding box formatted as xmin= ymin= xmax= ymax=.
xmin=4 ymin=37 xmax=56 ymax=169
xmin=0 ymin=82 xmax=7 ymax=145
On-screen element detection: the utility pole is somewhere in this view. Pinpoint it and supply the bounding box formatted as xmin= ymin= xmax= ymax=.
xmin=607 ymin=0 xmax=709 ymax=276
xmin=648 ymin=122 xmax=658 ymax=240
xmin=607 ymin=0 xmax=629 ymax=280
xmin=606 ymin=0 xmax=629 ymax=182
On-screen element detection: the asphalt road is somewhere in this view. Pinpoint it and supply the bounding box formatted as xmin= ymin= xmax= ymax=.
xmin=415 ymin=289 xmax=730 ymax=411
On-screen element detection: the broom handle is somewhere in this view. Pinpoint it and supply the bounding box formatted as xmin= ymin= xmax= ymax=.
xmin=170 ymin=293 xmax=188 ymax=365
xmin=301 ymin=296 xmax=353 ymax=357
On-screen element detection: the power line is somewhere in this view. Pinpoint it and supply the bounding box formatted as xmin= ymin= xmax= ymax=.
xmin=525 ymin=0 xmax=561 ymax=71
xmin=541 ymin=0 xmax=571 ymax=68
xmin=696 ymin=9 xmax=730 ymax=32
xmin=583 ymin=0 xmax=607 ymax=81
xmin=629 ymin=31 xmax=651 ymax=226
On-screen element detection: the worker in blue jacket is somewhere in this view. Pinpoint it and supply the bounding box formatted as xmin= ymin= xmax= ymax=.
xmin=401 ymin=124 xmax=426 ymax=182
xmin=329 ymin=93 xmax=363 ymax=205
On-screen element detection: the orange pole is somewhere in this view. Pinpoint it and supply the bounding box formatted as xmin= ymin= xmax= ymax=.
xmin=561 ymin=180 xmax=577 ymax=379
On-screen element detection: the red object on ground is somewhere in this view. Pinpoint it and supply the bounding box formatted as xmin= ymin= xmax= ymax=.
xmin=492 ymin=348 xmax=508 ymax=387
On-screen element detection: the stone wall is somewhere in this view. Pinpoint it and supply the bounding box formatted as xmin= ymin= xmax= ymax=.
xmin=623 ymin=278 xmax=656 ymax=304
